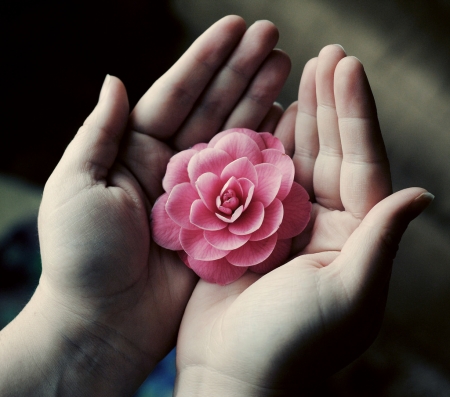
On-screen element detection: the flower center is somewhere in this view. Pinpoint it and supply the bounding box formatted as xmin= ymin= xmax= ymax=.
xmin=218 ymin=189 xmax=240 ymax=215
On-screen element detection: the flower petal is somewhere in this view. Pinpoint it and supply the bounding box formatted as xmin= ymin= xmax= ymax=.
xmin=204 ymin=228 xmax=251 ymax=250
xmin=196 ymin=172 xmax=223 ymax=212
xmin=220 ymin=157 xmax=258 ymax=186
xmin=250 ymin=198 xmax=283 ymax=241
xmin=226 ymin=233 xmax=278 ymax=267
xmin=190 ymin=199 xmax=227 ymax=231
xmin=252 ymin=163 xmax=282 ymax=207
xmin=191 ymin=142 xmax=208 ymax=151
xmin=151 ymin=193 xmax=182 ymax=250
xmin=216 ymin=205 xmax=244 ymax=223
xmin=162 ymin=149 xmax=198 ymax=193
xmin=188 ymin=148 xmax=233 ymax=185
xmin=250 ymin=238 xmax=292 ymax=274
xmin=213 ymin=132 xmax=262 ymax=165
xmin=180 ymin=229 xmax=230 ymax=261
xmin=259 ymin=132 xmax=285 ymax=153
xmin=220 ymin=176 xmax=243 ymax=200
xmin=208 ymin=128 xmax=266 ymax=151
xmin=238 ymin=178 xmax=255 ymax=210
xmin=262 ymin=149 xmax=295 ymax=201
xmin=188 ymin=257 xmax=247 ymax=285
xmin=278 ymin=182 xmax=312 ymax=239
xmin=228 ymin=201 xmax=264 ymax=235
xmin=166 ymin=182 xmax=199 ymax=230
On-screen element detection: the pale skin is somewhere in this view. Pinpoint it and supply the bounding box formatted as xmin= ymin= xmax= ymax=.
xmin=0 ymin=16 xmax=431 ymax=397
xmin=174 ymin=47 xmax=433 ymax=396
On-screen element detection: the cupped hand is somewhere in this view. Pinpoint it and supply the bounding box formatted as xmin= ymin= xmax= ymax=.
xmin=175 ymin=45 xmax=432 ymax=396
xmin=36 ymin=16 xmax=290 ymax=392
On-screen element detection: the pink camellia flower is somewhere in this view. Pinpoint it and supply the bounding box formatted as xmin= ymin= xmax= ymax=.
xmin=151 ymin=128 xmax=312 ymax=285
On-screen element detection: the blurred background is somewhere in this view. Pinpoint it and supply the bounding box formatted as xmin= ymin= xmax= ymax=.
xmin=1 ymin=0 xmax=450 ymax=395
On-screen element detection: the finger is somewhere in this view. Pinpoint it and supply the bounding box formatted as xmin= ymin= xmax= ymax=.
xmin=58 ymin=75 xmax=129 ymax=182
xmin=335 ymin=56 xmax=392 ymax=219
xmin=294 ymin=57 xmax=319 ymax=200
xmin=220 ymin=49 xmax=291 ymax=132
xmin=273 ymin=101 xmax=297 ymax=157
xmin=257 ymin=102 xmax=284 ymax=134
xmin=129 ymin=15 xmax=247 ymax=140
xmin=172 ymin=20 xmax=280 ymax=149
xmin=314 ymin=45 xmax=347 ymax=210
xmin=119 ymin=132 xmax=174 ymax=205
xmin=336 ymin=188 xmax=433 ymax=297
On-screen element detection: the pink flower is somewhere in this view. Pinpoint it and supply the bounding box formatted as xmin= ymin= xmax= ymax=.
xmin=151 ymin=128 xmax=311 ymax=285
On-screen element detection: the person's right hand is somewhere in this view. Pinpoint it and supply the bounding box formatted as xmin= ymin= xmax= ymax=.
xmin=174 ymin=45 xmax=432 ymax=396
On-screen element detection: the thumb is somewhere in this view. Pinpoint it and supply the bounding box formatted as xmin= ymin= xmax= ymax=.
xmin=56 ymin=75 xmax=129 ymax=182
xmin=337 ymin=187 xmax=433 ymax=293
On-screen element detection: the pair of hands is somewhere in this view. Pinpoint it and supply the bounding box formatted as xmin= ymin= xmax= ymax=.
xmin=15 ymin=15 xmax=430 ymax=396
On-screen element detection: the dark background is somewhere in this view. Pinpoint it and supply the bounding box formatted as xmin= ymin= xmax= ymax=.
xmin=2 ymin=0 xmax=450 ymax=395
xmin=0 ymin=0 xmax=183 ymax=184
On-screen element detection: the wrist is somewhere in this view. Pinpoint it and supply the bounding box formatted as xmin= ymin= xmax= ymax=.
xmin=174 ymin=365 xmax=286 ymax=397
xmin=0 ymin=284 xmax=153 ymax=396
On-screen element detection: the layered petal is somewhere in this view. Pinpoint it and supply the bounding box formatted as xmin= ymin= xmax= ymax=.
xmin=216 ymin=205 xmax=244 ymax=223
xmin=250 ymin=238 xmax=291 ymax=274
xmin=278 ymin=182 xmax=312 ymax=239
xmin=220 ymin=176 xmax=243 ymax=202
xmin=196 ymin=172 xmax=223 ymax=212
xmin=162 ymin=149 xmax=197 ymax=193
xmin=213 ymin=132 xmax=262 ymax=165
xmin=252 ymin=163 xmax=282 ymax=207
xmin=208 ymin=128 xmax=266 ymax=151
xmin=152 ymin=128 xmax=312 ymax=285
xmin=204 ymin=228 xmax=251 ymax=250
xmin=226 ymin=233 xmax=278 ymax=267
xmin=188 ymin=148 xmax=233 ymax=185
xmin=220 ymin=157 xmax=258 ymax=186
xmin=180 ymin=229 xmax=229 ymax=261
xmin=249 ymin=198 xmax=283 ymax=241
xmin=166 ymin=182 xmax=199 ymax=230
xmin=151 ymin=193 xmax=182 ymax=250
xmin=190 ymin=199 xmax=227 ymax=231
xmin=238 ymin=178 xmax=255 ymax=210
xmin=191 ymin=142 xmax=208 ymax=151
xmin=228 ymin=201 xmax=264 ymax=235
xmin=259 ymin=132 xmax=285 ymax=153
xmin=262 ymin=149 xmax=295 ymax=201
xmin=188 ymin=257 xmax=247 ymax=285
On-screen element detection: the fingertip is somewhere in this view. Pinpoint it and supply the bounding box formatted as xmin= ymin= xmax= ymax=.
xmin=298 ymin=58 xmax=317 ymax=116
xmin=271 ymin=48 xmax=292 ymax=74
xmin=406 ymin=190 xmax=434 ymax=219
xmin=251 ymin=19 xmax=279 ymax=40
xmin=335 ymin=56 xmax=365 ymax=79
xmin=93 ymin=75 xmax=129 ymax=123
xmin=334 ymin=56 xmax=375 ymax=118
xmin=217 ymin=15 xmax=247 ymax=32
xmin=99 ymin=74 xmax=111 ymax=102
xmin=318 ymin=44 xmax=347 ymax=60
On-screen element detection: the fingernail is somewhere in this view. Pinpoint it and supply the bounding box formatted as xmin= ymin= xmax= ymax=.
xmin=408 ymin=191 xmax=434 ymax=216
xmin=99 ymin=74 xmax=111 ymax=101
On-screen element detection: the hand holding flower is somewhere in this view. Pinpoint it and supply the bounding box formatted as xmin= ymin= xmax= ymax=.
xmin=0 ymin=16 xmax=292 ymax=396
xmin=152 ymin=128 xmax=311 ymax=285
xmin=174 ymin=45 xmax=432 ymax=396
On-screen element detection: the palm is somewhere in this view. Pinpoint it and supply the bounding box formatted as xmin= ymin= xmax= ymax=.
xmin=37 ymin=16 xmax=291 ymax=381
xmin=177 ymin=46 xmax=393 ymax=391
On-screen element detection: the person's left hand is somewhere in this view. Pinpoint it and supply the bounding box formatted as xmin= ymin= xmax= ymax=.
xmin=174 ymin=45 xmax=432 ymax=396
xmin=5 ymin=16 xmax=291 ymax=396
